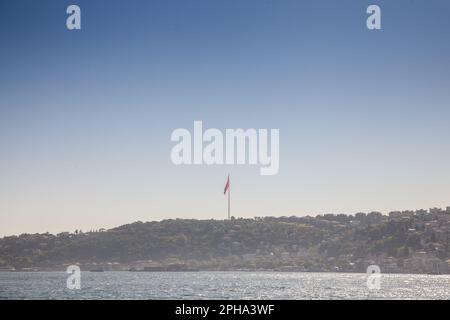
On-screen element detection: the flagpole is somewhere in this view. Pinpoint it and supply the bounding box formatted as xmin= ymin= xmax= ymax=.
xmin=228 ymin=181 xmax=230 ymax=220
xmin=224 ymin=174 xmax=231 ymax=220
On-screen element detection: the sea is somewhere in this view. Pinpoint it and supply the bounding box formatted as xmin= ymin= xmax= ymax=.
xmin=0 ymin=271 xmax=449 ymax=300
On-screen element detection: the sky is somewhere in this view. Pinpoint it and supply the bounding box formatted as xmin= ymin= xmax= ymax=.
xmin=1 ymin=0 xmax=450 ymax=236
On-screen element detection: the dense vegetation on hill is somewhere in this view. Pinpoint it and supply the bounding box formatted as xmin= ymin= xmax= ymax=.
xmin=0 ymin=211 xmax=449 ymax=272
xmin=0 ymin=218 xmax=324 ymax=267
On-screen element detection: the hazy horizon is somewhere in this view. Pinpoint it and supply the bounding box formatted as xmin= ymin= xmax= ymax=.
xmin=2 ymin=0 xmax=450 ymax=236
xmin=1 ymin=204 xmax=449 ymax=237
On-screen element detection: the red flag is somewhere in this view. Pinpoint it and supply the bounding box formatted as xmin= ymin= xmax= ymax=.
xmin=224 ymin=175 xmax=230 ymax=195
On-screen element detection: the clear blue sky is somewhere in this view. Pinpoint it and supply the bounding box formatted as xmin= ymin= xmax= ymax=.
xmin=1 ymin=0 xmax=450 ymax=235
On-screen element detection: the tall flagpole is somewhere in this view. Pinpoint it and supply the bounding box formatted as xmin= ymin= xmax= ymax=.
xmin=228 ymin=178 xmax=230 ymax=220
xmin=224 ymin=174 xmax=231 ymax=220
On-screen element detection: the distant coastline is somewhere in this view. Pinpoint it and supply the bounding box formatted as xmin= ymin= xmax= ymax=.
xmin=1 ymin=206 xmax=450 ymax=275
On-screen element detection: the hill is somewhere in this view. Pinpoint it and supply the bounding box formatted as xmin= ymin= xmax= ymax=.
xmin=1 ymin=209 xmax=450 ymax=273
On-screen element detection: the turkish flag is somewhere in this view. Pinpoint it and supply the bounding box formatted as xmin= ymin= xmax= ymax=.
xmin=224 ymin=175 xmax=230 ymax=195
